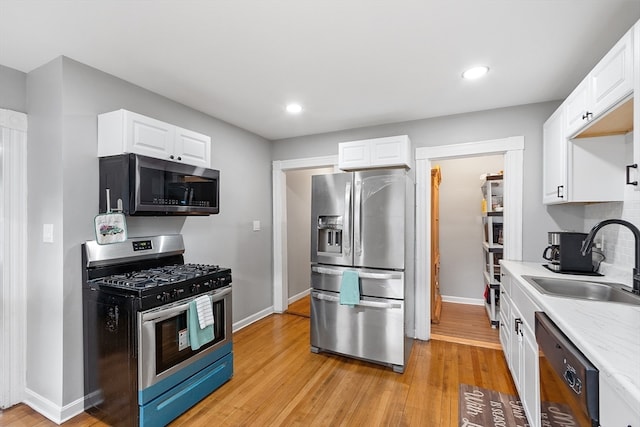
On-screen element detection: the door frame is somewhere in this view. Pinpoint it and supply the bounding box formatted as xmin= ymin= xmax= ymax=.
xmin=272 ymin=156 xmax=338 ymax=313
xmin=414 ymin=136 xmax=524 ymax=340
xmin=0 ymin=109 xmax=28 ymax=408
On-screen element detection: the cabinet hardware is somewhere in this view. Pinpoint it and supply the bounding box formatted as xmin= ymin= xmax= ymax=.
xmin=514 ymin=318 xmax=523 ymax=334
xmin=581 ymin=111 xmax=593 ymax=121
xmin=626 ymin=164 xmax=638 ymax=186
xmin=557 ymin=185 xmax=564 ymax=198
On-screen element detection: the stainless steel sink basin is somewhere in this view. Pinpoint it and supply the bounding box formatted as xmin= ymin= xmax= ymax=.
xmin=522 ymin=275 xmax=640 ymax=306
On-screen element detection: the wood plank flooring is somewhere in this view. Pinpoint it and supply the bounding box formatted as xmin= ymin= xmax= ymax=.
xmin=0 ymin=302 xmax=514 ymax=427
xmin=430 ymin=301 xmax=501 ymax=350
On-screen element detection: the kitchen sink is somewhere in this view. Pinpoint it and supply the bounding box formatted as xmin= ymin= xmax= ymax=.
xmin=522 ymin=275 xmax=640 ymax=306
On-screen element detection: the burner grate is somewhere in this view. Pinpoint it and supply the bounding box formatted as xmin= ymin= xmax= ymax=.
xmin=90 ymin=263 xmax=222 ymax=289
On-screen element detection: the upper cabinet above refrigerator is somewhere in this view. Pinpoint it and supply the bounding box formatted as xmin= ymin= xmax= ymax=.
xmin=338 ymin=135 xmax=413 ymax=171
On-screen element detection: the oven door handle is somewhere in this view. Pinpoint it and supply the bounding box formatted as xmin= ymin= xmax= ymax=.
xmin=141 ymin=287 xmax=231 ymax=323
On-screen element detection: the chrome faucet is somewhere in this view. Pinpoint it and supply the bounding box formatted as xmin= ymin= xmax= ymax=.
xmin=581 ymin=219 xmax=640 ymax=295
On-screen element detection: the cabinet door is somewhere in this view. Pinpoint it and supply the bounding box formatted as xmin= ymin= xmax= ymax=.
xmin=338 ymin=140 xmax=370 ymax=170
xmin=564 ymin=77 xmax=590 ymax=138
xmin=499 ymin=289 xmax=511 ymax=361
xmin=125 ymin=111 xmax=174 ymax=159
xmin=522 ymin=328 xmax=540 ymax=427
xmin=633 ymin=21 xmax=640 ymax=190
xmin=599 ymin=372 xmax=640 ymax=426
xmin=542 ymin=106 xmax=567 ymax=204
xmin=370 ymin=135 xmax=411 ymax=168
xmin=174 ymin=126 xmax=211 ymax=168
xmin=590 ymin=27 xmax=634 ymax=117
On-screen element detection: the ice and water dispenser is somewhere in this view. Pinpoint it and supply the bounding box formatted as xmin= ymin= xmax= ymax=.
xmin=317 ymin=215 xmax=343 ymax=254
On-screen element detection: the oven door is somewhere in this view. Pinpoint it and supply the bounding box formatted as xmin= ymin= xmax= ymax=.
xmin=138 ymin=286 xmax=232 ymax=391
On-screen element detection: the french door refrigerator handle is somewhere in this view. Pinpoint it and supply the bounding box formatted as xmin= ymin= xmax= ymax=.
xmin=344 ymin=181 xmax=351 ymax=256
xmin=354 ymin=179 xmax=362 ymax=256
xmin=311 ymin=291 xmax=401 ymax=309
xmin=311 ymin=266 xmax=401 ymax=280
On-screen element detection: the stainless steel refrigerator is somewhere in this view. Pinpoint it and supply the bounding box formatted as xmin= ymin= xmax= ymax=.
xmin=309 ymin=168 xmax=415 ymax=373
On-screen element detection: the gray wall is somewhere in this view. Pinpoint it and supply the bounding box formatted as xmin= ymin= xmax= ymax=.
xmin=285 ymin=167 xmax=333 ymax=300
xmin=437 ymin=155 xmax=503 ymax=301
xmin=272 ymin=101 xmax=586 ymax=262
xmin=0 ymin=64 xmax=27 ymax=112
xmin=23 ymin=57 xmax=273 ymax=409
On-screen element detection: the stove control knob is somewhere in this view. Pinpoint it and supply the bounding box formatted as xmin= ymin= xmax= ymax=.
xmin=172 ymin=289 xmax=185 ymax=299
xmin=191 ymin=284 xmax=201 ymax=293
xmin=157 ymin=292 xmax=171 ymax=302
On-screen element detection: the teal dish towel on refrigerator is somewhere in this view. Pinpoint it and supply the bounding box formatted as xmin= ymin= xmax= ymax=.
xmin=188 ymin=299 xmax=214 ymax=350
xmin=340 ymin=270 xmax=360 ymax=307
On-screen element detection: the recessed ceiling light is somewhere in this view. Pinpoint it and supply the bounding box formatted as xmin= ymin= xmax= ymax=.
xmin=286 ymin=103 xmax=303 ymax=114
xmin=462 ymin=66 xmax=489 ymax=80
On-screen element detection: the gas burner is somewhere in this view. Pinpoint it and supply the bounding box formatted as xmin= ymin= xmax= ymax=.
xmin=91 ymin=263 xmax=224 ymax=289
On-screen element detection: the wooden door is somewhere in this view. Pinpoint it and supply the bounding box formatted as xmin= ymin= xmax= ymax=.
xmin=431 ymin=166 xmax=443 ymax=323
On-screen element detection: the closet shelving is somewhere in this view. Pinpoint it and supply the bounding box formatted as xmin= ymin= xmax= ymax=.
xmin=481 ymin=172 xmax=503 ymax=328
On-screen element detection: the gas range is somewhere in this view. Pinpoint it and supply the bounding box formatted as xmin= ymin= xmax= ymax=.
xmin=82 ymin=234 xmax=232 ymax=310
xmin=81 ymin=234 xmax=234 ymax=426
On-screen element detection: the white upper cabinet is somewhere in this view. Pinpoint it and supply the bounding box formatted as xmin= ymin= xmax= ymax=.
xmin=174 ymin=126 xmax=212 ymax=168
xmin=564 ymin=77 xmax=590 ymax=138
xmin=590 ymin=28 xmax=634 ymax=116
xmin=98 ymin=109 xmax=212 ymax=168
xmin=565 ymin=27 xmax=634 ymax=138
xmin=542 ymin=106 xmax=567 ymax=204
xmin=338 ymin=135 xmax=412 ymax=170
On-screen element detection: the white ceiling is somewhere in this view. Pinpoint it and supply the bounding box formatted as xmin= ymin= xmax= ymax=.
xmin=1 ymin=1 xmax=640 ymax=141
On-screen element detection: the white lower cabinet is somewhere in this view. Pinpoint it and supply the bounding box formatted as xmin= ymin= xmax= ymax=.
xmin=500 ymin=269 xmax=541 ymax=427
xmin=599 ymin=373 xmax=640 ymax=426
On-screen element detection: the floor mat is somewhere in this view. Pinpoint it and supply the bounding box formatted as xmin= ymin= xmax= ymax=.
xmin=459 ymin=384 xmax=580 ymax=427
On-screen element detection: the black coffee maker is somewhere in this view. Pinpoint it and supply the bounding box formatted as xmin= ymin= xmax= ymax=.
xmin=543 ymin=231 xmax=595 ymax=273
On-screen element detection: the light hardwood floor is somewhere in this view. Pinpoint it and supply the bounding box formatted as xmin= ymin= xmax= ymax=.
xmin=430 ymin=301 xmax=501 ymax=350
xmin=0 ymin=301 xmax=512 ymax=426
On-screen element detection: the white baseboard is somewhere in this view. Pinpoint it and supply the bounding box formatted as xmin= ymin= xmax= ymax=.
xmin=441 ymin=295 xmax=484 ymax=306
xmin=232 ymin=306 xmax=274 ymax=332
xmin=288 ymin=288 xmax=310 ymax=304
xmin=23 ymin=388 xmax=85 ymax=424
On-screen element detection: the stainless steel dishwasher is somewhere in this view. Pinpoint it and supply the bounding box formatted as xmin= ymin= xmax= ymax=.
xmin=535 ymin=312 xmax=599 ymax=427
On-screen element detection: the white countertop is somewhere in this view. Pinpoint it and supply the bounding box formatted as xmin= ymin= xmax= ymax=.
xmin=500 ymin=261 xmax=640 ymax=413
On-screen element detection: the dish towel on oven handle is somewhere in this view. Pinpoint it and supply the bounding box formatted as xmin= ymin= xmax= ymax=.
xmin=195 ymin=295 xmax=215 ymax=328
xmin=188 ymin=297 xmax=214 ymax=350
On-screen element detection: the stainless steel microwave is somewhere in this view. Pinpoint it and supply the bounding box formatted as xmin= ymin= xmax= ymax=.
xmin=99 ymin=153 xmax=220 ymax=216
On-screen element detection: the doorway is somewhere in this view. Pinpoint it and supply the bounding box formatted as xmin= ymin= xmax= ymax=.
xmin=430 ymin=154 xmax=504 ymax=348
xmin=415 ymin=136 xmax=524 ymax=341
xmin=272 ymin=156 xmax=338 ymax=313
xmin=284 ymin=167 xmax=333 ymax=317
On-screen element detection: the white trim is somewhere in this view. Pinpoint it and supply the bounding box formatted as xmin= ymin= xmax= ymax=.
xmin=414 ymin=136 xmax=524 ymax=341
xmin=0 ymin=109 xmax=27 ymax=132
xmin=23 ymin=389 xmax=84 ymax=424
xmin=232 ymin=306 xmax=275 ymax=332
xmin=272 ymin=155 xmax=338 ymax=313
xmin=441 ymin=295 xmax=485 ymax=306
xmin=0 ymin=109 xmax=27 ymax=409
xmin=288 ymin=288 xmax=310 ymax=305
